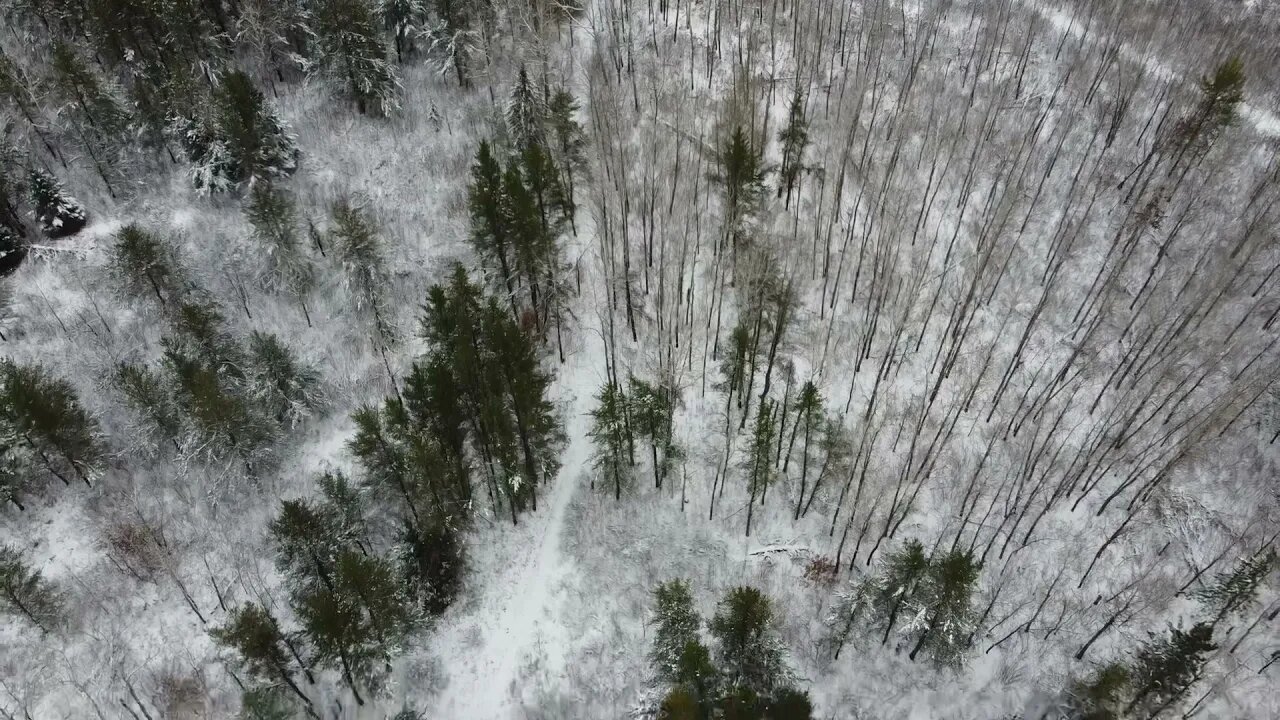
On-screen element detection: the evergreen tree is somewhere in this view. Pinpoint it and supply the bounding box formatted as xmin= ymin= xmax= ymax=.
xmin=1067 ymin=662 xmax=1131 ymax=720
xmin=111 ymin=224 xmax=186 ymax=307
xmin=650 ymin=579 xmax=702 ymax=682
xmin=871 ymin=539 xmax=931 ymax=646
xmin=1124 ymin=623 xmax=1216 ymax=718
xmin=743 ymin=403 xmax=775 ymax=537
xmin=0 ymin=225 xmax=27 ymax=276
xmin=271 ymin=497 xmax=345 ymax=590
xmin=330 ymin=198 xmax=392 ymax=337
xmin=211 ymin=602 xmax=314 ymax=708
xmin=246 ymin=331 xmax=322 ymax=427
xmin=0 ymin=141 xmax=29 ymax=242
xmin=784 ymin=380 xmax=821 ymax=519
xmin=313 ymin=0 xmax=399 ymax=116
xmin=27 ymin=168 xmax=87 ymax=237
xmin=712 ymin=125 xmax=765 ymax=272
xmin=426 ymin=0 xmax=481 ymax=87
xmin=0 ymin=359 xmax=105 ymax=487
xmin=589 ymin=381 xmax=630 ymax=500
xmin=382 ymin=0 xmax=425 ymax=63
xmin=545 ymin=87 xmax=586 ymax=230
xmin=1193 ymin=548 xmax=1275 ymax=626
xmin=115 ymin=362 xmax=184 ymax=450
xmin=709 ymin=586 xmax=787 ymax=697
xmin=0 ymin=545 xmax=63 ymax=632
xmin=824 ymin=576 xmax=872 ymax=661
xmin=658 ymin=687 xmax=702 ymax=720
xmin=399 ymin=517 xmax=463 ymax=616
xmin=468 ymin=140 xmax=518 ymax=317
xmin=245 ymin=184 xmax=315 ymax=316
xmin=502 ymin=157 xmax=548 ymax=318
xmin=506 ymin=66 xmax=543 ymax=151
xmin=764 ymin=688 xmax=813 ymax=720
xmin=349 ymin=402 xmax=427 ymax=530
xmin=629 ymin=376 xmax=680 ymax=489
xmin=47 ymin=41 xmax=129 ymax=197
xmin=295 ymin=549 xmax=416 ymax=705
xmin=0 ymin=49 xmax=61 ymax=161
xmin=235 ymin=0 xmax=314 ymax=86
xmin=188 ymin=69 xmax=297 ymax=192
xmin=906 ymin=548 xmax=981 ymax=665
xmin=239 ymin=686 xmax=301 ymax=720
xmin=0 ymin=444 xmax=29 ymax=510
xmin=776 ymin=86 xmax=808 ymax=208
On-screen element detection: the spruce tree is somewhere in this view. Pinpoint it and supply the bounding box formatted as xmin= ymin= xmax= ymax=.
xmin=27 ymin=168 xmax=87 ymax=237
xmin=211 ymin=603 xmax=314 ymax=708
xmin=0 ymin=545 xmax=63 ymax=632
xmin=314 ymin=0 xmax=399 ymax=116
xmin=1124 ymin=623 xmax=1216 ymax=718
xmin=0 ymin=225 xmax=27 ymax=276
xmin=0 ymin=359 xmax=105 ymax=487
xmin=709 ymin=586 xmax=786 ymax=697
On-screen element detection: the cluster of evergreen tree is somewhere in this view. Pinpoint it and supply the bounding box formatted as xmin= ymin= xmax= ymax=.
xmin=0 ymin=358 xmax=106 ymax=509
xmin=825 ymin=539 xmax=983 ymax=667
xmin=1060 ymin=547 xmax=1275 ymax=720
xmin=0 ymin=139 xmax=85 ymax=275
xmin=588 ymin=374 xmax=681 ymax=500
xmin=109 ymin=224 xmax=321 ymax=467
xmin=649 ymin=579 xmax=813 ymax=720
xmin=0 ymin=544 xmax=64 ymax=633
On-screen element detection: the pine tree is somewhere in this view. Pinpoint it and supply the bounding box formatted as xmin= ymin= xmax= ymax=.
xmin=507 ymin=66 xmax=543 ymax=151
xmin=502 ymin=158 xmax=548 ymax=318
xmin=330 ymin=198 xmax=392 ymax=337
xmin=0 ymin=48 xmax=61 ymax=161
xmin=0 ymin=444 xmax=29 ymax=510
xmin=1193 ymin=548 xmax=1275 ymax=626
xmin=468 ymin=141 xmax=519 ymax=317
xmin=785 ymin=381 xmax=821 ymax=519
xmin=743 ymin=403 xmax=775 ymax=537
xmin=0 ymin=545 xmax=63 ymax=632
xmin=776 ymin=86 xmax=808 ymax=208
xmin=709 ymin=586 xmax=787 ymax=697
xmin=426 ymin=0 xmax=481 ymax=87
xmin=629 ymin=376 xmax=680 ymax=489
xmin=382 ymin=0 xmax=425 ymax=62
xmin=872 ymin=539 xmax=931 ymax=646
xmin=765 ymin=688 xmax=813 ymax=720
xmin=189 ymin=69 xmax=297 ymax=192
xmin=399 ymin=517 xmax=463 ymax=616
xmin=239 ymin=686 xmax=300 ymax=720
xmin=313 ymin=0 xmax=399 ymax=116
xmin=47 ymin=40 xmax=129 ymax=197
xmin=235 ymin=0 xmax=314 ymax=86
xmin=27 ymin=169 xmax=87 ymax=237
xmin=111 ymin=224 xmax=186 ymax=307
xmin=650 ymin=579 xmax=702 ymax=682
xmin=0 ymin=225 xmax=27 ymax=277
xmin=1067 ymin=662 xmax=1131 ymax=720
xmin=115 ymin=362 xmax=183 ymax=450
xmin=907 ymin=548 xmax=981 ymax=665
xmin=295 ymin=550 xmax=416 ymax=705
xmin=0 ymin=359 xmax=105 ymax=487
xmin=824 ymin=576 xmax=872 ymax=661
xmin=349 ymin=402 xmax=427 ymax=530
xmin=712 ymin=126 xmax=765 ymax=272
xmin=545 ymin=88 xmax=586 ymax=231
xmin=246 ymin=332 xmax=322 ymax=427
xmin=246 ymin=184 xmax=315 ymax=316
xmin=211 ymin=603 xmax=314 ymax=708
xmin=1124 ymin=623 xmax=1216 ymax=718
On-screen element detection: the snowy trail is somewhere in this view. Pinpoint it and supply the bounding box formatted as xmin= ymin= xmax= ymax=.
xmin=428 ymin=325 xmax=599 ymax=718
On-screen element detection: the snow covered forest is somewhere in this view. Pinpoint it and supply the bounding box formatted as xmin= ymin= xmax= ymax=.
xmin=0 ymin=0 xmax=1278 ymax=716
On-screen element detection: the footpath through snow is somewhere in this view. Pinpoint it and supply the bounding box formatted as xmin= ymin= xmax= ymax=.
xmin=427 ymin=301 xmax=601 ymax=719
